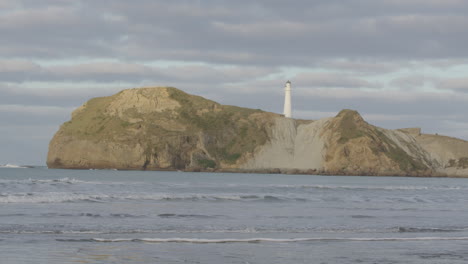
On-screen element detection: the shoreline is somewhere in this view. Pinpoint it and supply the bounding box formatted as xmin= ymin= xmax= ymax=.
xmin=46 ymin=166 xmax=468 ymax=178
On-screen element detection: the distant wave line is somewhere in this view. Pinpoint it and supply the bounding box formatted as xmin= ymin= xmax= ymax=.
xmin=0 ymin=164 xmax=28 ymax=169
xmin=58 ymin=237 xmax=468 ymax=244
xmin=268 ymin=184 xmax=464 ymax=191
xmin=3 ymin=225 xmax=468 ymax=235
xmin=0 ymin=192 xmax=306 ymax=204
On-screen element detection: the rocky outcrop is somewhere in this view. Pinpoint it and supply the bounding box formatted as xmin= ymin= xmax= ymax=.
xmin=415 ymin=134 xmax=468 ymax=177
xmin=47 ymin=87 xmax=468 ymax=177
xmin=319 ymin=110 xmax=434 ymax=176
xmin=48 ymin=87 xmax=276 ymax=171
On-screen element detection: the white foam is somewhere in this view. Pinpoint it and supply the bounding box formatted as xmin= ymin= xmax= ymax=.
xmin=0 ymin=230 xmax=105 ymax=235
xmin=269 ymin=184 xmax=463 ymax=191
xmin=0 ymin=229 xmax=264 ymax=235
xmin=0 ymin=164 xmax=27 ymax=168
xmin=0 ymin=192 xmax=297 ymax=204
xmin=0 ymin=192 xmax=111 ymax=204
xmin=89 ymin=236 xmax=468 ymax=243
xmin=0 ymin=177 xmax=101 ymax=185
xmin=30 ymin=178 xmax=87 ymax=184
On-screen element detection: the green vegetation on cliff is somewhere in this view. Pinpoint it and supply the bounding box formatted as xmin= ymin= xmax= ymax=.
xmin=374 ymin=130 xmax=427 ymax=171
xmin=330 ymin=109 xmax=428 ymax=173
xmin=335 ymin=110 xmax=365 ymax=143
xmin=61 ymin=96 xmax=117 ymax=139
xmin=168 ymin=88 xmax=270 ymax=166
xmin=51 ymin=87 xmax=275 ymax=170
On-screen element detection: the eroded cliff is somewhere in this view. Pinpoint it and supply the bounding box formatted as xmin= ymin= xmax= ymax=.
xmin=48 ymin=87 xmax=276 ymax=170
xmin=47 ymin=87 xmax=468 ymax=177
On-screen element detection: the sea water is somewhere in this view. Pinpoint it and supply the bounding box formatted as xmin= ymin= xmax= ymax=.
xmin=1 ymin=167 xmax=468 ymax=263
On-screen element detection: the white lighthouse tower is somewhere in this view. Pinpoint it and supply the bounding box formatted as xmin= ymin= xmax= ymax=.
xmin=283 ymin=80 xmax=292 ymax=118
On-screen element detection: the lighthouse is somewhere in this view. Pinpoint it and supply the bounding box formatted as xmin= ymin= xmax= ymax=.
xmin=283 ymin=80 xmax=292 ymax=118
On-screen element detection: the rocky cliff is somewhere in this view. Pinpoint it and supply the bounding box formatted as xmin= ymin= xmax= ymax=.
xmin=47 ymin=87 xmax=468 ymax=177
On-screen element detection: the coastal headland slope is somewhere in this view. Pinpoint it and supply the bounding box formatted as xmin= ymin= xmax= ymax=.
xmin=47 ymin=87 xmax=468 ymax=177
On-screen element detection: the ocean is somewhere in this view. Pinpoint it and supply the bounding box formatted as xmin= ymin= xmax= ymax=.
xmin=1 ymin=167 xmax=468 ymax=263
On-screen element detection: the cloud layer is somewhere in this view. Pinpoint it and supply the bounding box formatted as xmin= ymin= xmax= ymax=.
xmin=1 ymin=0 xmax=467 ymax=165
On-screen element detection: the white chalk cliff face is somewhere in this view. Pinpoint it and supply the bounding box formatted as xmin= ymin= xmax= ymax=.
xmin=242 ymin=109 xmax=466 ymax=176
xmin=242 ymin=118 xmax=329 ymax=170
xmin=48 ymin=87 xmax=468 ymax=177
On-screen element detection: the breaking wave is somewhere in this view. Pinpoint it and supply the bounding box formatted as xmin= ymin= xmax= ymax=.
xmin=57 ymin=236 xmax=468 ymax=243
xmin=269 ymin=184 xmax=464 ymax=191
xmin=0 ymin=164 xmax=28 ymax=169
xmin=0 ymin=192 xmax=307 ymax=204
xmin=0 ymin=177 xmax=93 ymax=185
xmin=3 ymin=225 xmax=468 ymax=236
xmin=157 ymin=213 xmax=223 ymax=219
xmin=397 ymin=227 xmax=468 ymax=233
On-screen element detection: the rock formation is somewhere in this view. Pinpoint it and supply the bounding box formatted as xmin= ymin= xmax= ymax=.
xmin=47 ymin=87 xmax=468 ymax=177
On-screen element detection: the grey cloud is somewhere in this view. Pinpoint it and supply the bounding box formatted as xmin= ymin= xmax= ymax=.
xmin=2 ymin=1 xmax=468 ymax=64
xmin=140 ymin=5 xmax=466 ymax=63
xmin=0 ymin=103 xmax=72 ymax=127
xmin=0 ymin=6 xmax=76 ymax=28
xmin=156 ymin=65 xmax=277 ymax=83
xmin=0 ymin=60 xmax=43 ymax=82
xmin=0 ymin=61 xmax=278 ymax=84
xmin=439 ymin=120 xmax=468 ymax=139
xmin=0 ymin=2 xmax=123 ymax=58
xmin=296 ymin=87 xmax=468 ymax=103
xmin=0 ymin=104 xmax=74 ymax=116
xmin=0 ymin=82 xmax=126 ymax=108
xmin=427 ymin=59 xmax=468 ymax=68
xmin=0 ymin=60 xmax=41 ymax=72
xmin=390 ymin=75 xmax=432 ymax=90
xmin=294 ymin=73 xmax=380 ymax=88
xmin=317 ymin=60 xmax=401 ymax=74
xmin=437 ymin=78 xmax=468 ymax=92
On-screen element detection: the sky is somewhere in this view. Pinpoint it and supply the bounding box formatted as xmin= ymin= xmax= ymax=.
xmin=1 ymin=0 xmax=468 ymax=165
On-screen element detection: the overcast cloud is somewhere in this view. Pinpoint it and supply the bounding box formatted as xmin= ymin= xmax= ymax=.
xmin=0 ymin=0 xmax=467 ymax=165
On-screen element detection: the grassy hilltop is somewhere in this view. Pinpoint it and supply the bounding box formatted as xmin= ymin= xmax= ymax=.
xmin=48 ymin=87 xmax=278 ymax=170
xmin=48 ymin=87 xmax=468 ymax=177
